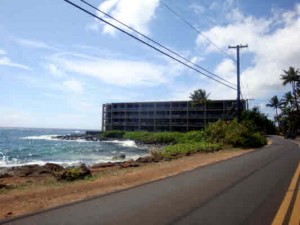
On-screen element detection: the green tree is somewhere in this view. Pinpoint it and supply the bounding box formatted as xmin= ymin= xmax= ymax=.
xmin=281 ymin=67 xmax=300 ymax=110
xmin=241 ymin=107 xmax=276 ymax=134
xmin=279 ymin=91 xmax=299 ymax=138
xmin=189 ymin=89 xmax=210 ymax=127
xmin=281 ymin=91 xmax=294 ymax=109
xmin=189 ymin=89 xmax=210 ymax=103
xmin=266 ymin=95 xmax=280 ymax=126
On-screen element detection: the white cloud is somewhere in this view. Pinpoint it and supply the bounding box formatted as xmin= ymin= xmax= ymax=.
xmin=63 ymin=79 xmax=84 ymax=94
xmin=0 ymin=56 xmax=31 ymax=70
xmin=189 ymin=3 xmax=205 ymax=15
xmin=214 ymin=59 xmax=236 ymax=81
xmin=196 ymin=4 xmax=300 ymax=99
xmin=50 ymin=53 xmax=169 ymax=87
xmin=87 ymin=0 xmax=159 ymax=35
xmin=46 ymin=64 xmax=65 ymax=78
xmin=14 ymin=38 xmax=57 ymax=51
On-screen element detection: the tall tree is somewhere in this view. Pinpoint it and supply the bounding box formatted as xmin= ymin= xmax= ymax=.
xmin=281 ymin=67 xmax=300 ymax=110
xmin=189 ymin=89 xmax=210 ymax=103
xmin=189 ymin=89 xmax=210 ymax=127
xmin=266 ymin=95 xmax=280 ymax=126
xmin=281 ymin=91 xmax=294 ymax=109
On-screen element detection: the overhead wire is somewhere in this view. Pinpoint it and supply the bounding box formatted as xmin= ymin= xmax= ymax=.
xmin=80 ymin=0 xmax=236 ymax=87
xmin=160 ymin=0 xmax=236 ymax=62
xmin=63 ymin=0 xmax=237 ymax=90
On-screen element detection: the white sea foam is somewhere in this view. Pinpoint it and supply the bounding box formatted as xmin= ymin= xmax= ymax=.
xmin=0 ymin=159 xmax=84 ymax=168
xmin=103 ymin=140 xmax=138 ymax=148
xmin=20 ymin=135 xmax=94 ymax=143
xmin=0 ymin=154 xmax=150 ymax=168
xmin=20 ymin=135 xmax=59 ymax=141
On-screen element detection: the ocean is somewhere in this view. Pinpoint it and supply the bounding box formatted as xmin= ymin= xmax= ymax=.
xmin=0 ymin=128 xmax=148 ymax=167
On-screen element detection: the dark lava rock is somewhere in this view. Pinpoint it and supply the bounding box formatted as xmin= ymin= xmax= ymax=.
xmin=10 ymin=165 xmax=49 ymax=177
xmin=55 ymin=164 xmax=91 ymax=181
xmin=112 ymin=154 xmax=126 ymax=160
xmin=44 ymin=163 xmax=64 ymax=172
xmin=0 ymin=183 xmax=9 ymax=189
xmin=136 ymin=156 xmax=155 ymax=163
xmin=0 ymin=168 xmax=13 ymax=178
xmin=91 ymin=162 xmax=119 ymax=168
xmin=119 ymin=160 xmax=140 ymax=169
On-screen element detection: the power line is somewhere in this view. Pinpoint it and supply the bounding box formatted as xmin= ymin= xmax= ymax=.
xmin=160 ymin=0 xmax=236 ymax=62
xmin=64 ymin=0 xmax=237 ymax=90
xmin=80 ymin=0 xmax=236 ymax=87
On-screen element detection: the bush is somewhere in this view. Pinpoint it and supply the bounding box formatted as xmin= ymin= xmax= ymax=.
xmin=179 ymin=131 xmax=206 ymax=143
xmin=244 ymin=132 xmax=267 ymax=148
xmin=124 ymin=131 xmax=183 ymax=144
xmin=204 ymin=120 xmax=229 ymax=143
xmin=101 ymin=130 xmax=125 ymax=138
xmin=204 ymin=119 xmax=267 ymax=148
xmin=162 ymin=142 xmax=222 ymax=159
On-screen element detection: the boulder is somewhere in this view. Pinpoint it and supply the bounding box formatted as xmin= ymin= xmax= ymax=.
xmin=112 ymin=154 xmax=126 ymax=160
xmin=44 ymin=163 xmax=64 ymax=172
xmin=0 ymin=168 xmax=13 ymax=178
xmin=91 ymin=162 xmax=119 ymax=169
xmin=119 ymin=160 xmax=140 ymax=168
xmin=55 ymin=164 xmax=91 ymax=181
xmin=136 ymin=156 xmax=155 ymax=163
xmin=0 ymin=183 xmax=9 ymax=189
xmin=10 ymin=165 xmax=49 ymax=177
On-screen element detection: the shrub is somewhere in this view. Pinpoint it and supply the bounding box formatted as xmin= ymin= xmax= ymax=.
xmin=243 ymin=132 xmax=267 ymax=148
xmin=124 ymin=131 xmax=183 ymax=144
xmin=204 ymin=119 xmax=267 ymax=148
xmin=179 ymin=131 xmax=206 ymax=143
xmin=101 ymin=130 xmax=125 ymax=138
xmin=205 ymin=120 xmax=229 ymax=143
xmin=124 ymin=131 xmax=153 ymax=143
xmin=162 ymin=142 xmax=222 ymax=159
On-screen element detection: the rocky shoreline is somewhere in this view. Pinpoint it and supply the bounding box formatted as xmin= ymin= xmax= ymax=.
xmin=0 ymin=133 xmax=167 ymax=188
xmin=52 ymin=133 xmax=106 ymax=142
xmin=0 ymin=154 xmax=165 ymax=187
xmin=51 ymin=133 xmax=166 ymax=149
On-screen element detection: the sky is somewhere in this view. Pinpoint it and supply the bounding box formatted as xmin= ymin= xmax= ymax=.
xmin=0 ymin=0 xmax=299 ymax=129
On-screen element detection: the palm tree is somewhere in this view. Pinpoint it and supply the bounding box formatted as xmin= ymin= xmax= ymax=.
xmin=266 ymin=95 xmax=280 ymax=126
xmin=189 ymin=89 xmax=210 ymax=103
xmin=281 ymin=91 xmax=294 ymax=109
xmin=281 ymin=67 xmax=300 ymax=110
xmin=189 ymin=89 xmax=210 ymax=127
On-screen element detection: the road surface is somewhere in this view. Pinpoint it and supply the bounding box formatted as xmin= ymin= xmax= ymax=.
xmin=1 ymin=136 xmax=299 ymax=225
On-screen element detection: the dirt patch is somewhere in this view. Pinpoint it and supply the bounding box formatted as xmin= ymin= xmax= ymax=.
xmin=0 ymin=148 xmax=252 ymax=221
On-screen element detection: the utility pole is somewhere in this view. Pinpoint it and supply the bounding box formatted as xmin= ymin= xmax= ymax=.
xmin=228 ymin=44 xmax=248 ymax=122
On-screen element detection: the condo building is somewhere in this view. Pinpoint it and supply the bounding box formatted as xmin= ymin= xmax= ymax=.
xmin=102 ymin=100 xmax=245 ymax=132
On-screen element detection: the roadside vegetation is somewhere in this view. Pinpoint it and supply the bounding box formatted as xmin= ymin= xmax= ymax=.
xmin=266 ymin=67 xmax=300 ymax=138
xmin=101 ymin=119 xmax=268 ymax=160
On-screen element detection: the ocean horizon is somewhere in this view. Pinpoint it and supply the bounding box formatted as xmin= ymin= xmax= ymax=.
xmin=0 ymin=127 xmax=148 ymax=168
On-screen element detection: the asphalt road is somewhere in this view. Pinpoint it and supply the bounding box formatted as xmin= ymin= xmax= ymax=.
xmin=1 ymin=136 xmax=299 ymax=225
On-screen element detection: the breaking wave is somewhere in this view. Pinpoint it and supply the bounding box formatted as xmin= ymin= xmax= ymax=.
xmin=103 ymin=140 xmax=139 ymax=148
